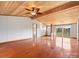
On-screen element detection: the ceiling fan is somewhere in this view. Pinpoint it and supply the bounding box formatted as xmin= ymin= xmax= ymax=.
xmin=25 ymin=7 xmax=42 ymax=16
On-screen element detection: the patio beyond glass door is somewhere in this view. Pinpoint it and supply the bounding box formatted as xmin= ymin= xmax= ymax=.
xmin=56 ymin=25 xmax=71 ymax=38
xmin=63 ymin=25 xmax=71 ymax=38
xmin=56 ymin=26 xmax=62 ymax=37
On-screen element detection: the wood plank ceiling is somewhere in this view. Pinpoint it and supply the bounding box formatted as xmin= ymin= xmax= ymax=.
xmin=0 ymin=1 xmax=79 ymax=25
xmin=36 ymin=1 xmax=79 ymax=25
xmin=0 ymin=1 xmax=68 ymax=17
xmin=36 ymin=5 xmax=79 ymax=25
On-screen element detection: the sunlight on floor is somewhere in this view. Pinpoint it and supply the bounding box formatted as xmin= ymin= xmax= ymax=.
xmin=56 ymin=37 xmax=63 ymax=48
xmin=63 ymin=38 xmax=71 ymax=50
xmin=56 ymin=37 xmax=71 ymax=50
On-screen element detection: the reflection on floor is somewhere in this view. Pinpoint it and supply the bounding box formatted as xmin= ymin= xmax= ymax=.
xmin=56 ymin=37 xmax=71 ymax=50
xmin=0 ymin=36 xmax=79 ymax=58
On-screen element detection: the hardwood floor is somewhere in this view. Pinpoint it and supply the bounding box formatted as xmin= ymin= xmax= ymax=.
xmin=0 ymin=36 xmax=79 ymax=58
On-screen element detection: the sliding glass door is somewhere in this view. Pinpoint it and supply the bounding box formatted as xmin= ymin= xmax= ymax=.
xmin=55 ymin=25 xmax=63 ymax=47
xmin=56 ymin=25 xmax=62 ymax=37
xmin=55 ymin=24 xmax=71 ymax=49
xmin=63 ymin=25 xmax=71 ymax=38
xmin=63 ymin=25 xmax=71 ymax=49
xmin=56 ymin=25 xmax=71 ymax=38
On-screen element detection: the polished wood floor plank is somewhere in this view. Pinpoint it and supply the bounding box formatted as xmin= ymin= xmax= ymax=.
xmin=0 ymin=36 xmax=79 ymax=58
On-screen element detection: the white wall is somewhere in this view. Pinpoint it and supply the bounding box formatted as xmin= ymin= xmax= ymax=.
xmin=0 ymin=16 xmax=45 ymax=43
xmin=78 ymin=19 xmax=79 ymax=39
xmin=70 ymin=24 xmax=77 ymax=38
xmin=0 ymin=16 xmax=33 ymax=42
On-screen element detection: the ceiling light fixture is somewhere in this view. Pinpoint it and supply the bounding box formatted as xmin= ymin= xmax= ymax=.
xmin=31 ymin=11 xmax=36 ymax=15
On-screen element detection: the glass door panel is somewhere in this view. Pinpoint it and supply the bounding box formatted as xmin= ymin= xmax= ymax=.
xmin=55 ymin=25 xmax=63 ymax=48
xmin=63 ymin=25 xmax=71 ymax=38
xmin=63 ymin=25 xmax=71 ymax=50
xmin=56 ymin=25 xmax=62 ymax=37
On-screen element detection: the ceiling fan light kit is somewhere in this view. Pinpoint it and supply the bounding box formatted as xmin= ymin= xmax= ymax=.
xmin=31 ymin=11 xmax=36 ymax=15
xmin=25 ymin=7 xmax=42 ymax=16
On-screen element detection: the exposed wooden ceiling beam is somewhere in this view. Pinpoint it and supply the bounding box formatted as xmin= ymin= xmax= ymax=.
xmin=32 ymin=1 xmax=79 ymax=19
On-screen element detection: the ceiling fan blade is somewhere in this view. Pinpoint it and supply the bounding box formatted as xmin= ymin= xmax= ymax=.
xmin=32 ymin=7 xmax=35 ymax=11
xmin=25 ymin=8 xmax=31 ymax=11
xmin=36 ymin=8 xmax=40 ymax=12
xmin=26 ymin=12 xmax=30 ymax=14
xmin=37 ymin=12 xmax=42 ymax=14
